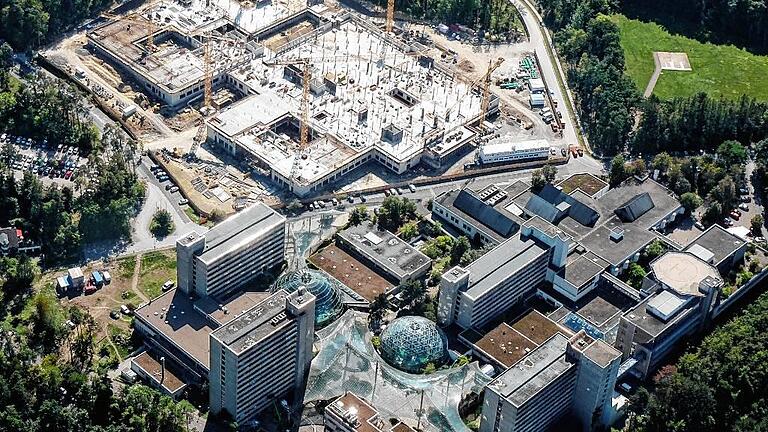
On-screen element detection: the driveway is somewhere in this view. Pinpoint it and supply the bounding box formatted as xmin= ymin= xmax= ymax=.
xmin=123 ymin=159 xmax=207 ymax=256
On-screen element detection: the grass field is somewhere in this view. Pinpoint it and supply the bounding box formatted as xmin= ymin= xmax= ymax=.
xmin=138 ymin=251 xmax=176 ymax=300
xmin=610 ymin=14 xmax=768 ymax=100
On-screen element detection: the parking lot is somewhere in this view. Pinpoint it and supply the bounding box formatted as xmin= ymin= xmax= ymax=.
xmin=1 ymin=133 xmax=87 ymax=187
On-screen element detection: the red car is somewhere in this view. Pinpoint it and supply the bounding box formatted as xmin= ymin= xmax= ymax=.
xmin=729 ymin=211 xmax=740 ymax=220
xmin=64 ymin=170 xmax=73 ymax=180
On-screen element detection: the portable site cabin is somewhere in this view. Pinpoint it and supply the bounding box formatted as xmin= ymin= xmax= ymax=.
xmin=92 ymin=271 xmax=104 ymax=287
xmin=102 ymin=270 xmax=112 ymax=285
xmin=67 ymin=267 xmax=85 ymax=288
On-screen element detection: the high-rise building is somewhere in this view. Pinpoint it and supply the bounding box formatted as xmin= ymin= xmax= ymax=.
xmin=438 ymin=237 xmax=549 ymax=330
xmin=480 ymin=331 xmax=621 ymax=432
xmin=176 ymin=203 xmax=286 ymax=299
xmin=209 ymin=288 xmax=315 ymax=425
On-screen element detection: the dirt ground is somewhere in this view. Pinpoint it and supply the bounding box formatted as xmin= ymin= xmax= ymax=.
xmin=59 ymin=254 xmax=148 ymax=341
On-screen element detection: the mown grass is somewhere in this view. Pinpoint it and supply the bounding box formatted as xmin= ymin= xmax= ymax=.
xmin=610 ymin=14 xmax=768 ymax=100
xmin=138 ymin=251 xmax=176 ymax=300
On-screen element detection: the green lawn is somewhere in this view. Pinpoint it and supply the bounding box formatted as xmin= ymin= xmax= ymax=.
xmin=138 ymin=251 xmax=176 ymax=300
xmin=610 ymin=14 xmax=768 ymax=100
xmin=117 ymin=256 xmax=136 ymax=279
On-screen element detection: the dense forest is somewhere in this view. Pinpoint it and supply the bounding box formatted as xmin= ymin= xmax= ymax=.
xmin=373 ymin=0 xmax=520 ymax=37
xmin=621 ymin=0 xmax=768 ymax=55
xmin=538 ymin=0 xmax=768 ymax=155
xmin=0 ymin=0 xmax=111 ymax=51
xmin=627 ymin=289 xmax=768 ymax=431
xmin=0 ymin=67 xmax=145 ymax=264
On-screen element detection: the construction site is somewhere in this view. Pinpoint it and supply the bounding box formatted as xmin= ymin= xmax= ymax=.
xmin=46 ymin=0 xmax=568 ymax=202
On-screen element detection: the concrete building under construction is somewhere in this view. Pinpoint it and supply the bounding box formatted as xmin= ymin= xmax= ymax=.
xmin=87 ymin=0 xmax=502 ymax=197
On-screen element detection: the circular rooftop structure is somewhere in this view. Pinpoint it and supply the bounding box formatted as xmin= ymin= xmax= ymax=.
xmin=273 ymin=269 xmax=344 ymax=328
xmin=650 ymin=251 xmax=721 ymax=296
xmin=379 ymin=316 xmax=448 ymax=373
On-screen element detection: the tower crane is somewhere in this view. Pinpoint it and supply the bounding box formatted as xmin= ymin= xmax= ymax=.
xmin=385 ymin=0 xmax=395 ymax=33
xmin=479 ymin=57 xmax=505 ymax=129
xmin=444 ymin=57 xmax=504 ymax=127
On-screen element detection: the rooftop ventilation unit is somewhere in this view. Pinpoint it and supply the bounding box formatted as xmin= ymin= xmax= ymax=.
xmin=610 ymin=226 xmax=625 ymax=242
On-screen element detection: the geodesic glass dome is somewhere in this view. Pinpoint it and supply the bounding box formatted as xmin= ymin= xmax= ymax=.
xmin=379 ymin=316 xmax=448 ymax=373
xmin=273 ymin=269 xmax=344 ymax=328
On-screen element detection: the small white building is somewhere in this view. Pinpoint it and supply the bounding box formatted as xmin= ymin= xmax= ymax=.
xmin=528 ymin=78 xmax=546 ymax=93
xmin=530 ymin=93 xmax=546 ymax=108
xmin=479 ymin=139 xmax=550 ymax=165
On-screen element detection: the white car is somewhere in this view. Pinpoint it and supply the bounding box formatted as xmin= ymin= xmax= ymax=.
xmin=178 ymin=198 xmax=189 ymax=205
xmin=739 ymin=203 xmax=749 ymax=211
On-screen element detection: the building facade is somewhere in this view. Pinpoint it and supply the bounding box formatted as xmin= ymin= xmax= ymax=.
xmin=176 ymin=203 xmax=286 ymax=299
xmin=209 ymin=289 xmax=315 ymax=425
xmin=438 ymin=238 xmax=549 ymax=330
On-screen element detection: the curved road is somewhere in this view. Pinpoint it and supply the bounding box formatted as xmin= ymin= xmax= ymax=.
xmin=512 ymin=0 xmax=591 ymax=154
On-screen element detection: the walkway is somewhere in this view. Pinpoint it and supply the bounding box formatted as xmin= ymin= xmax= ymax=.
xmin=644 ymin=52 xmax=662 ymax=97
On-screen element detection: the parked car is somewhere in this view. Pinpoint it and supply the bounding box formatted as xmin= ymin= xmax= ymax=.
xmin=169 ymin=186 xmax=179 ymax=193
xmin=741 ymin=195 xmax=752 ymax=203
xmin=730 ymin=211 xmax=740 ymax=220
xmin=120 ymin=305 xmax=132 ymax=315
xmin=408 ymin=184 xmax=416 ymax=193
xmin=178 ymin=198 xmax=189 ymax=205
xmin=723 ymin=217 xmax=734 ymax=227
xmin=165 ymin=183 xmax=173 ymax=190
xmin=694 ymin=221 xmax=706 ymax=231
xmin=739 ymin=203 xmax=749 ymax=211
xmin=161 ymin=280 xmax=175 ymax=292
xmin=109 ymin=310 xmax=120 ymax=320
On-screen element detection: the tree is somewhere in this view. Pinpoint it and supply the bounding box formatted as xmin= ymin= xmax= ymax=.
xmin=679 ymin=192 xmax=703 ymax=214
xmin=652 ymin=152 xmax=673 ymax=176
xmin=716 ymin=140 xmax=748 ymax=168
xmin=751 ymin=214 xmax=764 ymax=236
xmin=399 ymin=221 xmax=418 ymax=241
xmin=348 ymin=205 xmax=369 ymax=226
xmin=531 ymin=169 xmax=545 ymax=191
xmin=423 ymin=362 xmax=436 ymax=374
xmin=711 ymin=176 xmax=737 ymax=213
xmin=643 ymin=240 xmax=665 ymax=261
xmin=400 ymin=279 xmax=426 ymax=310
xmin=149 ymin=209 xmax=175 ymax=238
xmin=450 ymin=236 xmax=471 ymax=266
xmin=377 ymin=196 xmax=417 ymax=231
xmin=626 ymin=263 xmax=647 ymax=289
xmin=542 ymin=164 xmax=557 ymax=183
xmin=609 ymin=155 xmax=627 ymax=186
xmin=369 ymin=293 xmax=388 ymax=325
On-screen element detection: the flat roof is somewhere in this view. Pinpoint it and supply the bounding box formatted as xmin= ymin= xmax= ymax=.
xmin=624 ymin=294 xmax=695 ymax=337
xmin=210 ymin=290 xmax=291 ymax=354
xmin=210 ymin=92 xmax=292 ymax=137
xmin=309 ymin=244 xmax=392 ymax=302
xmin=474 ymin=323 xmax=539 ymax=368
xmin=685 ymin=224 xmax=746 ymax=266
xmin=134 ymin=289 xmax=215 ymax=369
xmin=511 ymin=310 xmax=571 ymax=345
xmin=133 ymin=351 xmax=186 ymax=394
xmin=650 ymin=251 xmax=721 ymax=296
xmin=327 ymin=392 xmax=385 ymax=432
xmin=337 ymin=223 xmax=430 ymax=282
xmin=489 ymin=333 xmax=573 ymax=408
xmin=193 ymin=202 xmax=285 ymax=266
xmin=480 ymin=139 xmax=549 ymax=156
xmin=195 ymin=290 xmax=272 ymax=326
xmin=464 ymin=237 xmax=546 ymax=299
xmin=563 ymin=251 xmax=608 ymax=288
xmin=557 ymin=173 xmax=608 ymax=197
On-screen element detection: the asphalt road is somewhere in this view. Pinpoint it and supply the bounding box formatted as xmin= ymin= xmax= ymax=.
xmin=512 ymin=0 xmax=584 ymax=150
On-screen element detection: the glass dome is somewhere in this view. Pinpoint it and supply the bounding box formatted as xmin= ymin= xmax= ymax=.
xmin=273 ymin=269 xmax=344 ymax=328
xmin=379 ymin=316 xmax=448 ymax=373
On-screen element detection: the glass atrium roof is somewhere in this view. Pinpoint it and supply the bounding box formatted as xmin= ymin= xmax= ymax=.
xmin=273 ymin=269 xmax=344 ymax=328
xmin=379 ymin=316 xmax=448 ymax=373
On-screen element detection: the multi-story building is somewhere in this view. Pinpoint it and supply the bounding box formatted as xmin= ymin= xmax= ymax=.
xmin=176 ymin=202 xmax=286 ymax=299
xmin=480 ymin=331 xmax=621 ymax=432
xmin=614 ymin=251 xmax=723 ymax=379
xmin=336 ymin=222 xmax=431 ymax=285
xmin=438 ymin=237 xmax=549 ymax=330
xmin=209 ymin=288 xmax=315 ymax=425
